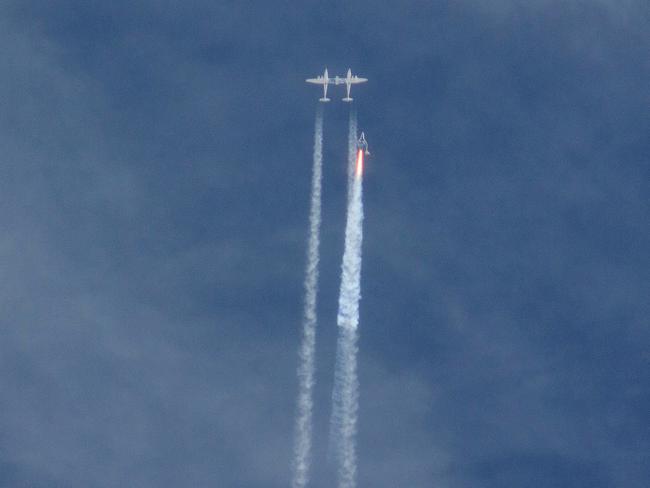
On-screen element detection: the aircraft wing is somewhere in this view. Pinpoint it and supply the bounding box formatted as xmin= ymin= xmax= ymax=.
xmin=349 ymin=77 xmax=368 ymax=84
xmin=306 ymin=78 xmax=334 ymax=85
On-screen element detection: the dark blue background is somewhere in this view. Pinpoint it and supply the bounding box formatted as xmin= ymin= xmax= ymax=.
xmin=1 ymin=1 xmax=648 ymax=486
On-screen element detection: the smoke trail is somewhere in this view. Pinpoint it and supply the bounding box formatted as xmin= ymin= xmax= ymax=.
xmin=330 ymin=110 xmax=364 ymax=488
xmin=292 ymin=105 xmax=324 ymax=488
xmin=329 ymin=109 xmax=357 ymax=461
xmin=332 ymin=325 xmax=360 ymax=488
xmin=346 ymin=109 xmax=358 ymax=202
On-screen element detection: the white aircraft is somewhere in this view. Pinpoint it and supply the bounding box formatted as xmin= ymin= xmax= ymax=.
xmin=341 ymin=68 xmax=368 ymax=102
xmin=306 ymin=68 xmax=368 ymax=102
xmin=357 ymin=132 xmax=370 ymax=155
xmin=305 ymin=68 xmax=337 ymax=102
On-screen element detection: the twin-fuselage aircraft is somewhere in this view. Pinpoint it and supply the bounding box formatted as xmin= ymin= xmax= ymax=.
xmin=306 ymin=68 xmax=368 ymax=102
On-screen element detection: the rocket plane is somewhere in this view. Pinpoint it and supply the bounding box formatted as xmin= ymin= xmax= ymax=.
xmin=357 ymin=132 xmax=370 ymax=156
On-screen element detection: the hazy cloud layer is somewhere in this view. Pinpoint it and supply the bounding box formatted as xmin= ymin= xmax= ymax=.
xmin=0 ymin=1 xmax=648 ymax=486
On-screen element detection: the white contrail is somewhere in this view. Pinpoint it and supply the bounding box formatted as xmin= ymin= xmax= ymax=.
xmin=332 ymin=325 xmax=360 ymax=488
xmin=346 ymin=109 xmax=358 ymax=202
xmin=329 ymin=109 xmax=358 ymax=461
xmin=330 ymin=109 xmax=364 ymax=488
xmin=292 ymin=106 xmax=324 ymax=488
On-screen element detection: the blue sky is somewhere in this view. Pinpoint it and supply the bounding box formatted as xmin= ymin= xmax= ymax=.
xmin=1 ymin=1 xmax=648 ymax=486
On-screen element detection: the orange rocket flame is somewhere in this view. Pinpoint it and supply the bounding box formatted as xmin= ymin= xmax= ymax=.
xmin=355 ymin=149 xmax=364 ymax=178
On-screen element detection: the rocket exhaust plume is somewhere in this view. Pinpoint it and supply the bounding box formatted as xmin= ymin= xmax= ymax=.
xmin=355 ymin=149 xmax=364 ymax=178
xmin=292 ymin=105 xmax=324 ymax=488
xmin=330 ymin=109 xmax=364 ymax=488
